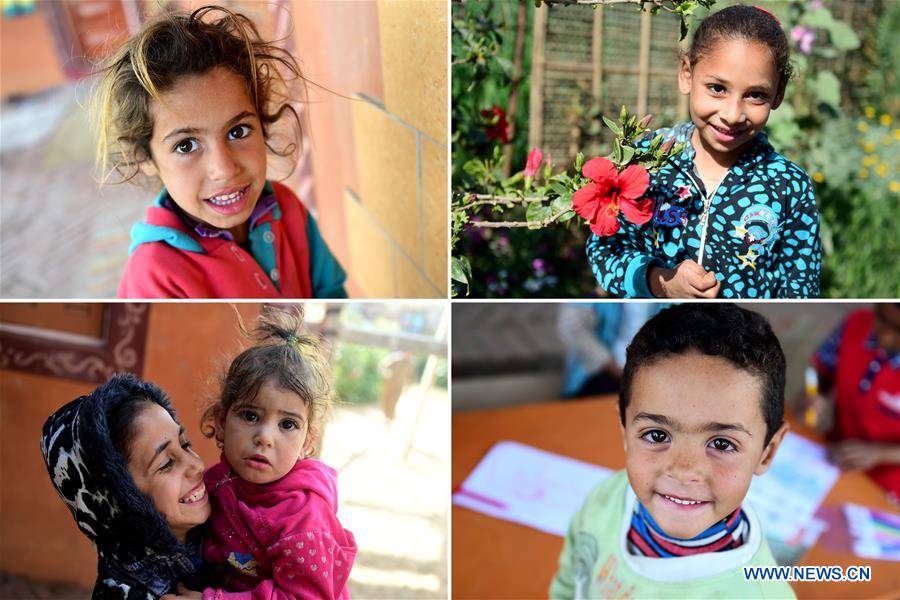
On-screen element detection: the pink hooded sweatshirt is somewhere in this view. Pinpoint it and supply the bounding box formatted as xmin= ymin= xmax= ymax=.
xmin=201 ymin=456 xmax=357 ymax=599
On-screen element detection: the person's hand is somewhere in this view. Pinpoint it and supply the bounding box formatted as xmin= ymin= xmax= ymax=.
xmin=649 ymin=260 xmax=720 ymax=298
xmin=161 ymin=583 xmax=202 ymax=600
xmin=828 ymin=440 xmax=900 ymax=471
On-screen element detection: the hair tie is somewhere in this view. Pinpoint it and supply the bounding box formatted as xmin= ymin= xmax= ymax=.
xmin=754 ymin=5 xmax=780 ymax=25
xmin=286 ymin=334 xmax=298 ymax=348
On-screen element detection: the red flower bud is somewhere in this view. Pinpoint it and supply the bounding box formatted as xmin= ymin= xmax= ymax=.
xmin=524 ymin=148 xmax=543 ymax=178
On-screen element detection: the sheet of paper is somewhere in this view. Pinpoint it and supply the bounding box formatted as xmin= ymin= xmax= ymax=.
xmin=452 ymin=440 xmax=613 ymax=537
xmin=844 ymin=503 xmax=900 ymax=561
xmin=747 ymin=432 xmax=841 ymax=542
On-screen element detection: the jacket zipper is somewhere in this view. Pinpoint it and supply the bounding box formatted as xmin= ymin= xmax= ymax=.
xmin=683 ymin=169 xmax=726 ymax=268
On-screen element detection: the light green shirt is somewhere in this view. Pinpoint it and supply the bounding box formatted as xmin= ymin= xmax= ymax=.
xmin=550 ymin=470 xmax=796 ymax=599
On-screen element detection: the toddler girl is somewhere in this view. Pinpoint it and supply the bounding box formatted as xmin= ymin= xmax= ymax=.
xmin=186 ymin=305 xmax=356 ymax=599
xmin=93 ymin=6 xmax=346 ymax=298
xmin=587 ymin=4 xmax=821 ymax=298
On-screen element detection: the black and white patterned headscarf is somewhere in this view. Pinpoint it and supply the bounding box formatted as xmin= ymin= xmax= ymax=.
xmin=41 ymin=373 xmax=200 ymax=599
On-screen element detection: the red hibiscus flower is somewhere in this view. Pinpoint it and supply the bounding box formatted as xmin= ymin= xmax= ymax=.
xmin=572 ymin=157 xmax=653 ymax=236
xmin=480 ymin=105 xmax=510 ymax=143
xmin=524 ymin=147 xmax=543 ymax=178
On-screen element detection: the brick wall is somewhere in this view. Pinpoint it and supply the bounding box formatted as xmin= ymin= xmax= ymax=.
xmin=290 ymin=0 xmax=448 ymax=298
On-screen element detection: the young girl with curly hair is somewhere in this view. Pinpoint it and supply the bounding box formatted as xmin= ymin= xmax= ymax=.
xmin=93 ymin=5 xmax=346 ymax=298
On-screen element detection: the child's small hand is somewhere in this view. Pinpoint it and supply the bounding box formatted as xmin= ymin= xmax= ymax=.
xmin=649 ymin=260 xmax=720 ymax=298
xmin=161 ymin=583 xmax=202 ymax=600
xmin=827 ymin=440 xmax=899 ymax=471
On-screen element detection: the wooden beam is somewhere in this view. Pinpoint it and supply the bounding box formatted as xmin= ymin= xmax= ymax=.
xmin=528 ymin=3 xmax=549 ymax=151
xmin=592 ymin=5 xmax=603 ymax=104
xmin=637 ymin=8 xmax=650 ymax=117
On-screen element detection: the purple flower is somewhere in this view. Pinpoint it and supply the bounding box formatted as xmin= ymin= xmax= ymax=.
xmin=809 ymin=0 xmax=823 ymax=11
xmin=791 ymin=26 xmax=815 ymax=55
xmin=532 ymin=258 xmax=545 ymax=271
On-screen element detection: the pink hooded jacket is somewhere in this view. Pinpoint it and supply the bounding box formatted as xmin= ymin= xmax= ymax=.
xmin=201 ymin=456 xmax=357 ymax=599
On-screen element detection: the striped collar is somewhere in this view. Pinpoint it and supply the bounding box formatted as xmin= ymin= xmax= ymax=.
xmin=627 ymin=500 xmax=749 ymax=558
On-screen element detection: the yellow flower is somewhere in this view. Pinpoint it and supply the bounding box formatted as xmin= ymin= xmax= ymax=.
xmin=895 ymin=129 xmax=900 ymax=140
xmin=863 ymin=154 xmax=877 ymax=167
xmin=864 ymin=142 xmax=876 ymax=153
xmin=864 ymin=106 xmax=875 ymax=118
xmin=875 ymin=162 xmax=889 ymax=177
xmin=890 ymin=181 xmax=900 ymax=193
xmin=883 ymin=135 xmax=893 ymax=146
xmin=858 ymin=121 xmax=869 ymax=132
xmin=881 ymin=114 xmax=893 ymax=126
xmin=858 ymin=168 xmax=869 ymax=178
xmin=812 ymin=172 xmax=825 ymax=183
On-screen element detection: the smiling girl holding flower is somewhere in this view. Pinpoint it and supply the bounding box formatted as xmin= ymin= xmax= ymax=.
xmin=581 ymin=4 xmax=821 ymax=299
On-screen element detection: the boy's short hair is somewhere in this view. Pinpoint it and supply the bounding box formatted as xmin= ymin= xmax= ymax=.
xmin=620 ymin=303 xmax=785 ymax=445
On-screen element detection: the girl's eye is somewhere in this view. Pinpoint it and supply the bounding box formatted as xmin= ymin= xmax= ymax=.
xmin=748 ymin=92 xmax=768 ymax=102
xmin=159 ymin=458 xmax=174 ymax=472
xmin=708 ymin=84 xmax=725 ymax=94
xmin=641 ymin=429 xmax=670 ymax=444
xmin=174 ymin=139 xmax=199 ymax=154
xmin=710 ymin=438 xmax=737 ymax=452
xmin=241 ymin=410 xmax=258 ymax=423
xmin=228 ymin=124 xmax=253 ymax=140
xmin=280 ymin=419 xmax=299 ymax=431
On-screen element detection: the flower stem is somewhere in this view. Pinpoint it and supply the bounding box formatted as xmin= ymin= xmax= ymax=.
xmin=538 ymin=0 xmax=674 ymax=12
xmin=469 ymin=209 xmax=572 ymax=229
xmin=456 ymin=194 xmax=549 ymax=211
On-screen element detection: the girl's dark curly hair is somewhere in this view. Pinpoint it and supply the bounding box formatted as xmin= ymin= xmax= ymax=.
xmin=91 ymin=5 xmax=306 ymax=186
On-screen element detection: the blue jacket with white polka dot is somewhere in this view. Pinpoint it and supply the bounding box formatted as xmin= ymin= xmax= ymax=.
xmin=586 ymin=122 xmax=822 ymax=298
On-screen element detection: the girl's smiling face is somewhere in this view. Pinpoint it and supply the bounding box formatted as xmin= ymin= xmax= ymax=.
xmin=219 ymin=380 xmax=313 ymax=485
xmin=141 ymin=66 xmax=267 ymax=242
xmin=126 ymin=403 xmax=210 ymax=542
xmin=621 ymin=351 xmax=787 ymax=539
xmin=679 ymin=38 xmax=784 ymax=167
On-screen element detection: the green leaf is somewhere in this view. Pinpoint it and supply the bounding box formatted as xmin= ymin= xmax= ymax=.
xmin=613 ymin=138 xmax=623 ymax=164
xmin=804 ymin=7 xmax=836 ymax=29
xmin=525 ymin=201 xmax=553 ymax=229
xmin=829 ymin=21 xmax=860 ymax=50
xmin=502 ymin=172 xmax=524 ymax=188
xmin=463 ymin=158 xmax=487 ymax=179
xmin=680 ymin=16 xmax=688 ymax=41
xmin=602 ymin=116 xmax=622 ymax=136
xmin=620 ymin=105 xmax=628 ymax=122
xmin=551 ymin=196 xmax=575 ymax=223
xmin=621 ymin=145 xmax=635 ymax=164
xmin=550 ymin=181 xmax=569 ymax=197
xmin=450 ymin=256 xmax=472 ymax=284
xmin=812 ymin=71 xmax=841 ymax=109
xmin=575 ymin=152 xmax=585 ymax=173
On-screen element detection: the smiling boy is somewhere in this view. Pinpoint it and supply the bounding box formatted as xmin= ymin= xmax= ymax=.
xmin=551 ymin=304 xmax=795 ymax=599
